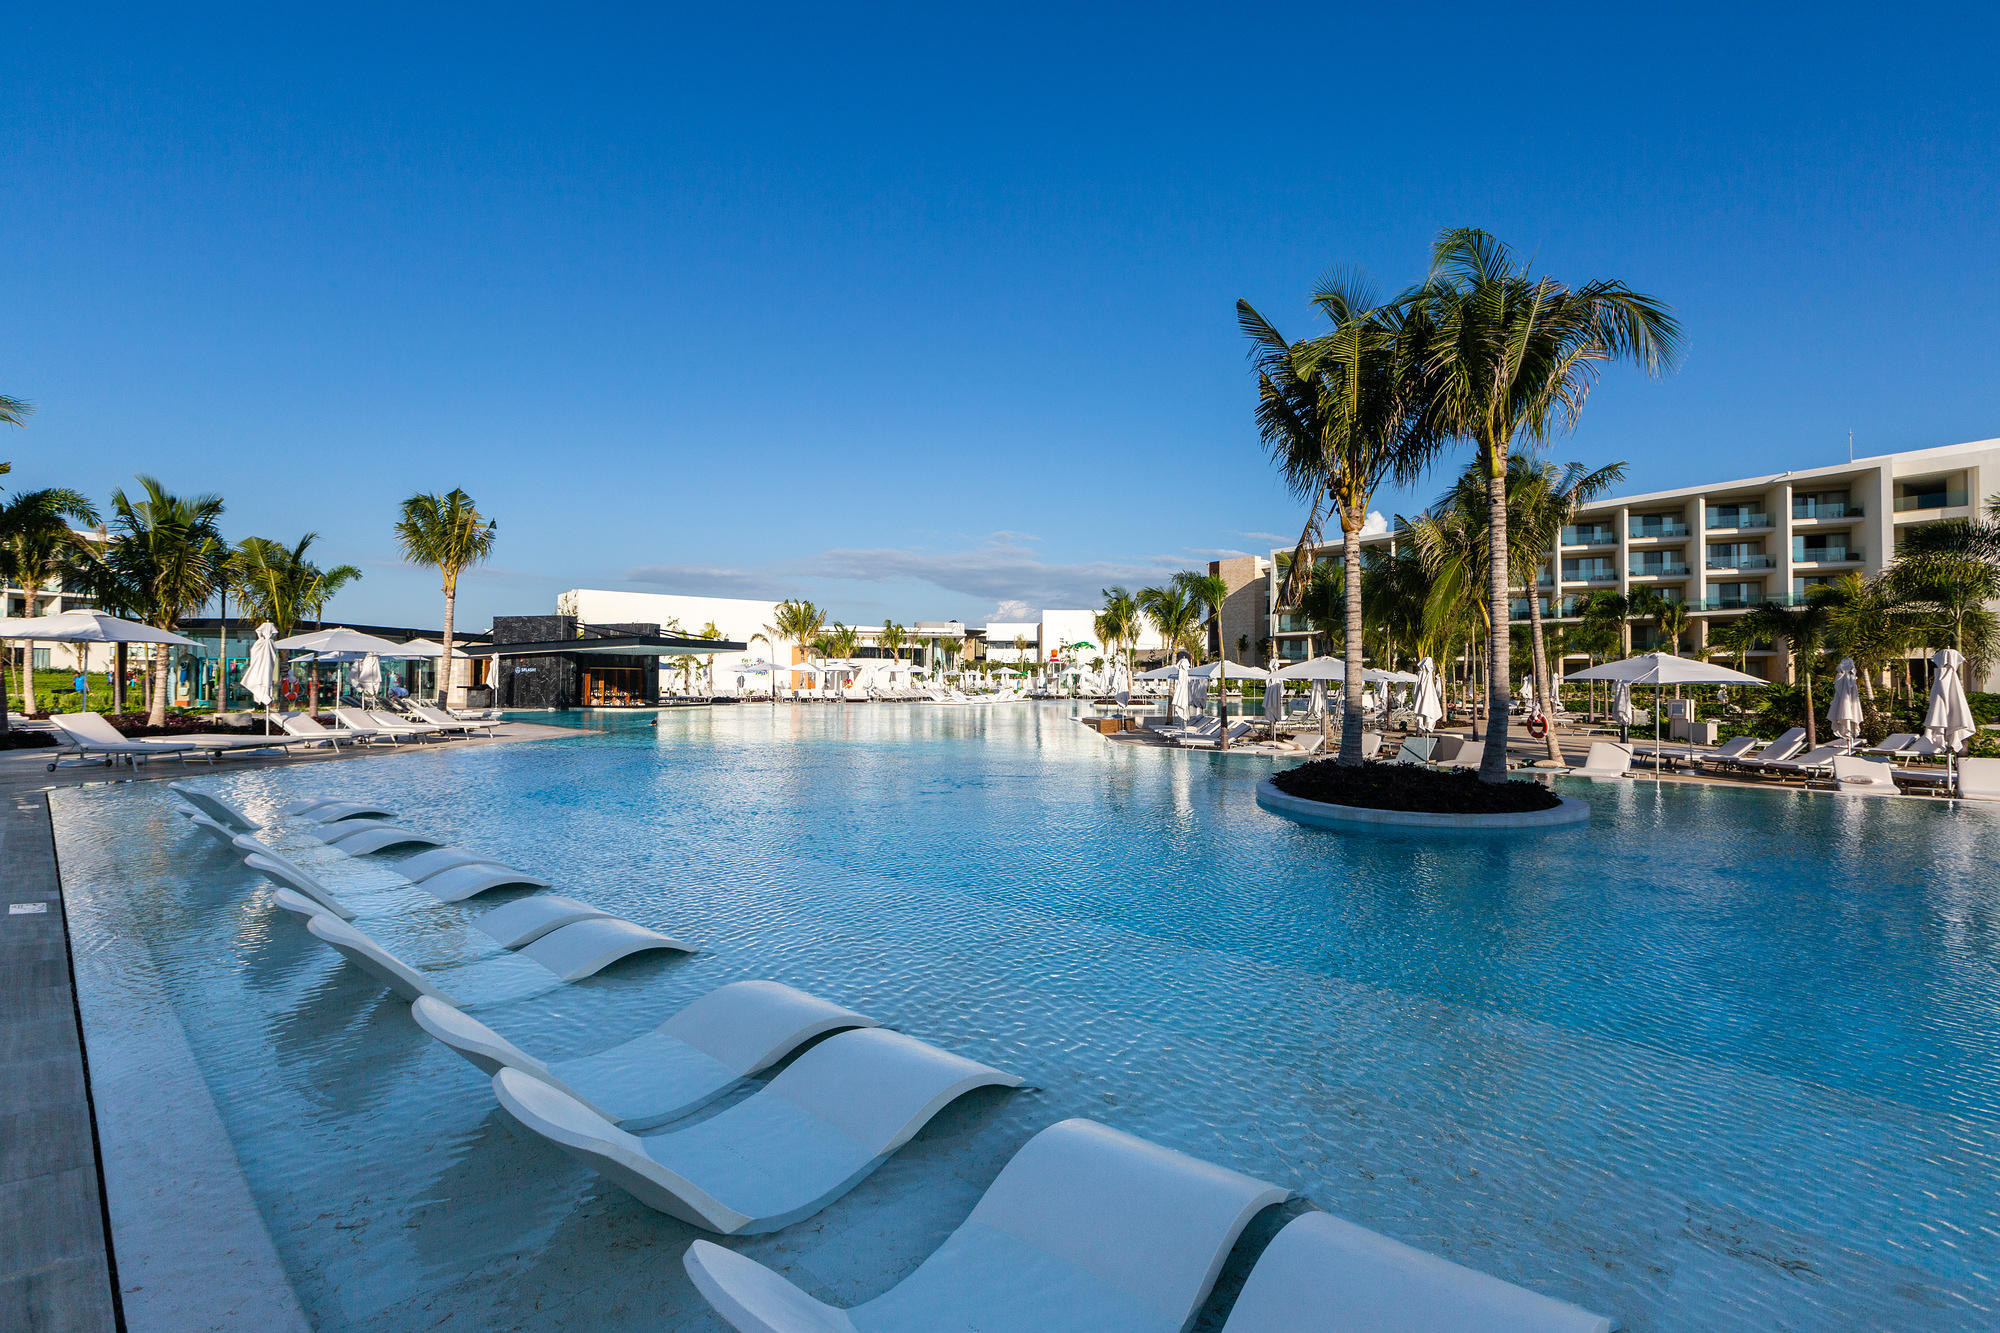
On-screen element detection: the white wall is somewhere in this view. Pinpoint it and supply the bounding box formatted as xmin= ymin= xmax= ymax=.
xmin=562 ymin=588 xmax=785 ymax=694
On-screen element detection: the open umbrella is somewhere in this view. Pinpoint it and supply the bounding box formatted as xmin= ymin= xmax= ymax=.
xmin=1829 ymin=659 xmax=1863 ymax=741
xmin=1411 ymin=657 xmax=1444 ymax=734
xmin=242 ymin=622 xmax=279 ymax=732
xmin=1924 ymin=647 xmax=1976 ymax=796
xmin=1568 ymin=652 xmax=1765 ymax=761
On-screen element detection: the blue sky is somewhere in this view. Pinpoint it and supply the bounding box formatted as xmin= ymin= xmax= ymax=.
xmin=5 ymin=5 xmax=1996 ymax=630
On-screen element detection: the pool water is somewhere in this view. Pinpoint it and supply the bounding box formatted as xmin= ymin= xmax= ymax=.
xmin=51 ymin=704 xmax=2000 ymax=1330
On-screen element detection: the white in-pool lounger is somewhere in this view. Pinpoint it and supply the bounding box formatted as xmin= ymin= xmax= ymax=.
xmin=282 ymin=796 xmax=398 ymax=822
xmin=493 ymin=1027 xmax=1021 ymax=1233
xmin=170 ymin=782 xmax=256 ymax=830
xmin=683 ymin=1117 xmax=1288 ymax=1329
xmin=308 ymin=819 xmax=449 ymax=853
xmin=304 ymin=912 xmax=692 ymax=1005
xmin=411 ymin=981 xmax=878 ymax=1127
xmin=1216 ymin=1210 xmax=1615 ymax=1332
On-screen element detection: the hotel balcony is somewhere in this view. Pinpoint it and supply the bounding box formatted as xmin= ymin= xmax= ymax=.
xmin=1706 ymin=554 xmax=1773 ymax=571
xmin=1561 ymin=565 xmax=1617 ymax=584
xmin=1702 ymin=592 xmax=1765 ymax=611
xmin=1628 ymin=520 xmax=1690 ymax=540
xmin=1894 ymin=489 xmax=1969 ymax=513
xmin=1705 ymin=511 xmax=1772 ymax=531
xmin=1629 ymin=561 xmax=1690 ymax=579
xmin=1793 ymin=501 xmax=1862 ymax=520
xmin=1792 ymin=546 xmax=1863 ymax=565
xmin=1560 ymin=525 xmax=1618 ymax=547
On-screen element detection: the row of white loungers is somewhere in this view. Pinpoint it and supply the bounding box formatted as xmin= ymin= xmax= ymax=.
xmin=169 ymin=780 xmax=1620 ymax=1329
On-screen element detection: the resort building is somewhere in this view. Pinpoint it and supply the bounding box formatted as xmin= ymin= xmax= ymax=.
xmin=1267 ymin=435 xmax=2000 ymax=689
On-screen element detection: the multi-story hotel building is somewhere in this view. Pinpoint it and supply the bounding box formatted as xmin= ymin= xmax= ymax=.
xmin=1268 ymin=435 xmax=2000 ymax=690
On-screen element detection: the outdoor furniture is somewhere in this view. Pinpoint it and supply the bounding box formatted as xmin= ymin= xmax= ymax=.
xmin=169 ymin=782 xmax=256 ymax=830
xmin=1833 ymin=756 xmax=1899 ymax=796
xmin=682 ymin=1117 xmax=1288 ymax=1331
xmin=1741 ymin=741 xmax=1851 ymax=777
xmin=411 ymin=980 xmax=879 ymax=1127
xmin=1216 ymin=1210 xmax=1614 ymax=1332
xmin=472 ymin=894 xmax=618 ymax=947
xmin=366 ymin=709 xmax=456 ymax=739
xmin=1863 ymin=733 xmax=1918 ymax=757
xmin=1959 ymin=757 xmax=2000 ymax=802
xmin=492 ymin=1027 xmax=1021 ymax=1233
xmin=308 ymin=819 xmax=450 ymax=853
xmin=409 ymin=861 xmax=556 ymax=902
xmin=1702 ymin=728 xmax=1804 ymax=772
xmin=1575 ymin=742 xmax=1633 ymax=779
xmin=282 ymin=799 xmax=397 ymax=824
xmin=333 ymin=707 xmax=432 ymax=742
xmin=304 ymin=910 xmax=691 ymax=1004
xmin=1394 ymin=736 xmax=1438 ymax=765
xmin=48 ymin=713 xmax=204 ymax=768
xmin=276 ymin=712 xmax=377 ymax=748
xmin=407 ymin=704 xmax=502 ymax=734
xmin=1442 ymin=741 xmax=1485 ymax=769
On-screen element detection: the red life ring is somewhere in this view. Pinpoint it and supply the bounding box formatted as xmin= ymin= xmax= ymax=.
xmin=281 ymin=678 xmax=299 ymax=703
xmin=1527 ymin=712 xmax=1549 ymax=739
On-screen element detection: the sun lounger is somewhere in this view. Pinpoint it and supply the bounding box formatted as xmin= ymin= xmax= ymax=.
xmin=1834 ymin=755 xmax=1898 ymax=796
xmin=169 ymin=782 xmax=257 ymax=830
xmin=367 ymin=709 xmax=456 ymax=739
xmin=1574 ymin=741 xmax=1632 ymax=778
xmin=1360 ymin=730 xmax=1383 ymax=760
xmin=276 ymin=712 xmax=376 ymax=749
xmin=1959 ymin=757 xmax=2000 ymax=802
xmin=1216 ymin=1210 xmax=1614 ymax=1332
xmin=1863 ymin=733 xmax=1917 ymax=757
xmin=332 ymin=707 xmax=431 ymax=743
xmin=1700 ymin=728 xmax=1804 ymax=772
xmin=682 ymin=1116 xmax=1287 ymax=1328
xmin=1442 ymin=740 xmax=1485 ymax=769
xmin=407 ymin=704 xmax=502 ymax=735
xmin=413 ymin=980 xmax=879 ymax=1127
xmin=48 ymin=713 xmax=203 ymax=768
xmin=470 ymin=894 xmax=615 ymax=946
xmin=304 ymin=912 xmax=691 ymax=1005
xmin=1741 ymin=741 xmax=1852 ymax=777
xmin=282 ymin=798 xmax=397 ymax=823
xmin=493 ymin=1027 xmax=1020 ymax=1232
xmin=1393 ymin=736 xmax=1438 ymax=765
xmin=308 ymin=818 xmax=449 ymax=853
xmin=1181 ymin=721 xmax=1255 ymax=748
xmin=179 ymin=809 xmax=246 ymax=850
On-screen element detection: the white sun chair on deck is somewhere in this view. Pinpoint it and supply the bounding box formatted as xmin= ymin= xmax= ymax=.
xmin=332 ymin=707 xmax=431 ymax=743
xmin=412 ymin=980 xmax=878 ymax=1127
xmin=283 ymin=796 xmax=397 ymax=822
xmin=308 ymin=819 xmax=449 ymax=853
xmin=683 ymin=1116 xmax=1288 ymax=1330
xmin=1441 ymin=740 xmax=1486 ymax=769
xmin=367 ymin=709 xmax=456 ymax=739
xmin=304 ymin=911 xmax=691 ymax=1005
xmin=1573 ymin=741 xmax=1632 ymax=779
xmin=1833 ymin=756 xmax=1898 ymax=796
xmin=1862 ymin=733 xmax=1917 ymax=757
xmin=276 ymin=712 xmax=376 ymax=749
xmin=49 ymin=713 xmax=203 ymax=767
xmin=407 ymin=704 xmax=503 ymax=735
xmin=1215 ymin=1210 xmax=1615 ymax=1332
xmin=1393 ymin=736 xmax=1438 ymax=765
xmin=1959 ymin=757 xmax=2000 ymax=802
xmin=1740 ymin=740 xmax=1852 ymax=777
xmin=493 ymin=1027 xmax=1021 ymax=1233
xmin=1703 ymin=728 xmax=1804 ymax=772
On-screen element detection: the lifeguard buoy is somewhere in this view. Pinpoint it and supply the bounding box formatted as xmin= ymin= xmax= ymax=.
xmin=281 ymin=678 xmax=300 ymax=703
xmin=1527 ymin=712 xmax=1549 ymax=739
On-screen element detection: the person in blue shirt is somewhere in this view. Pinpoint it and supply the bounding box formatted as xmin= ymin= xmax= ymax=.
xmin=72 ymin=671 xmax=90 ymax=707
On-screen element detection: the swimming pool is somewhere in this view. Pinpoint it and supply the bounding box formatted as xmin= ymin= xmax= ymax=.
xmin=52 ymin=704 xmax=2000 ymax=1330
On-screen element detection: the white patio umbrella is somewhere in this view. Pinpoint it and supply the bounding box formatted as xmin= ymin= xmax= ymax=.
xmin=1567 ymin=652 xmax=1765 ymax=758
xmin=1411 ymin=657 xmax=1444 ymax=734
xmin=274 ymin=626 xmax=409 ymax=655
xmin=0 ymin=610 xmax=200 ymax=717
xmin=1168 ymin=666 xmax=1191 ymax=723
xmin=1308 ymin=678 xmax=1327 ymax=719
xmin=1829 ymin=658 xmax=1863 ymax=741
xmin=1272 ymin=655 xmax=1345 ymax=682
xmin=1924 ymin=647 xmax=1976 ymax=795
xmin=242 ymin=622 xmax=279 ymax=732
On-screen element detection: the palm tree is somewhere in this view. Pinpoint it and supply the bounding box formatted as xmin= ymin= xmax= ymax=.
xmin=0 ymin=486 xmax=98 ymax=720
xmin=1295 ymin=561 xmax=1345 ymax=658
xmin=231 ymin=534 xmax=362 ymax=638
xmin=1137 ymin=584 xmax=1202 ymax=662
xmin=878 ymin=620 xmax=907 ymax=663
xmin=1743 ymin=597 xmax=1833 ymax=746
xmin=828 ymin=623 xmax=860 ymax=662
xmin=1360 ymin=538 xmax=1429 ymax=671
xmin=393 ymin=489 xmax=497 ymax=705
xmin=1098 ymin=586 xmax=1141 ymax=683
xmin=1504 ymin=457 xmax=1625 ymax=757
xmin=1407 ymin=228 xmax=1681 ymax=780
xmin=769 ymin=599 xmax=825 ymax=699
xmin=1654 ymin=597 xmax=1691 ymax=654
xmin=1172 ymin=569 xmax=1230 ymax=661
xmin=1890 ymin=510 xmax=2000 ymax=680
xmin=90 ymin=477 xmax=226 ymax=725
xmin=0 ymin=393 xmax=30 ymax=429
xmin=1241 ymin=283 xmax=1440 ymax=763
xmin=1814 ymin=572 xmax=1920 ymax=701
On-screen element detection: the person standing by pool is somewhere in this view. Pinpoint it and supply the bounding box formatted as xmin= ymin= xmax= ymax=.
xmin=73 ymin=669 xmax=90 ymax=710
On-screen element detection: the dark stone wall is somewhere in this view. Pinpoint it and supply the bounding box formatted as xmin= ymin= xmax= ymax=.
xmin=486 ymin=616 xmax=665 ymax=708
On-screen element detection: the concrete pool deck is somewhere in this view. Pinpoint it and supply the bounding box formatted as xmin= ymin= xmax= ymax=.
xmin=0 ymin=721 xmax=579 ymax=1331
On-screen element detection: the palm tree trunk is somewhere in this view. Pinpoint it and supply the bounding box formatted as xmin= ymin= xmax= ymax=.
xmin=1339 ymin=521 xmax=1365 ymax=764
xmin=148 ymin=641 xmax=169 ymax=726
xmin=438 ymin=581 xmax=457 ymax=706
xmin=0 ymin=640 xmax=12 ymax=735
xmin=113 ymin=643 xmax=127 ymax=714
xmin=1803 ymin=666 xmax=1817 ymax=748
xmin=1481 ymin=460 xmax=1512 ymax=781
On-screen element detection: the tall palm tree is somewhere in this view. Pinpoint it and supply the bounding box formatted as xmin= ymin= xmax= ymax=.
xmin=1654 ymin=597 xmax=1692 ymax=654
xmin=90 ymin=477 xmax=226 ymax=725
xmin=1137 ymin=584 xmax=1201 ymax=662
xmin=1407 ymin=228 xmax=1681 ymax=780
xmin=1359 ymin=537 xmax=1429 ymax=670
xmin=1172 ymin=569 xmax=1230 ymax=661
xmin=1098 ymin=586 xmax=1141 ymax=683
xmin=231 ymin=534 xmax=362 ymax=638
xmin=828 ymin=623 xmax=861 ymax=662
xmin=1890 ymin=509 xmax=2000 ymax=679
xmin=1743 ymin=597 xmax=1833 ymax=746
xmin=1504 ymin=457 xmax=1625 ymax=757
xmin=1814 ymin=572 xmax=1920 ymax=700
xmin=1241 ymin=283 xmax=1439 ymax=763
xmin=878 ymin=620 xmax=907 ymax=663
xmin=1295 ymin=561 xmax=1345 ymax=659
xmin=393 ymin=489 xmax=497 ymax=704
xmin=769 ymin=599 xmax=825 ymax=699
xmin=0 ymin=393 xmax=30 ymax=429
xmin=0 ymin=486 xmax=98 ymax=720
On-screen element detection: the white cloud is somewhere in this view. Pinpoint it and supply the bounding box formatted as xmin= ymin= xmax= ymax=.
xmin=1361 ymin=511 xmax=1388 ymax=537
xmin=622 ymin=563 xmax=778 ymax=598
xmin=813 ymin=532 xmax=1179 ymax=609
xmin=992 ymin=599 xmax=1034 ymax=620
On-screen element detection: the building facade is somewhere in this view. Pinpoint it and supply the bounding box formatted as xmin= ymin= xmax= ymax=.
xmin=1268 ymin=436 xmax=2000 ymax=689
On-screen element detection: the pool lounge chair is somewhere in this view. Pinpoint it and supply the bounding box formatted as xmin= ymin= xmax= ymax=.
xmin=1863 ymin=733 xmax=1918 ymax=757
xmin=1441 ymin=740 xmax=1485 ymax=769
xmin=1699 ymin=728 xmax=1804 ymax=773
xmin=332 ymin=707 xmax=433 ymax=743
xmin=282 ymin=797 xmax=397 ymax=823
xmin=492 ymin=1026 xmax=1021 ymax=1233
xmin=1640 ymin=734 xmax=1750 ymax=771
xmin=276 ymin=712 xmax=377 ymax=749
xmin=367 ymin=709 xmax=458 ymax=739
xmin=1216 ymin=1210 xmax=1614 ymax=1332
xmin=309 ymin=818 xmax=450 ymax=853
xmin=1740 ymin=741 xmax=1852 ymax=777
xmin=373 ymin=845 xmax=553 ymax=898
xmin=412 ymin=980 xmax=879 ymax=1127
xmin=407 ymin=704 xmax=503 ymax=735
xmin=1834 ymin=756 xmax=1899 ymax=796
xmin=169 ymin=782 xmax=257 ymax=830
xmin=683 ymin=1117 xmax=1288 ymax=1330
xmin=304 ymin=911 xmax=691 ymax=1005
xmin=48 ymin=713 xmax=203 ymax=768
xmin=1959 ymin=757 xmax=2000 ymax=802
xmin=1393 ymin=736 xmax=1438 ymax=765
xmin=1180 ymin=721 xmax=1255 ymax=748
xmin=1574 ymin=741 xmax=1632 ymax=779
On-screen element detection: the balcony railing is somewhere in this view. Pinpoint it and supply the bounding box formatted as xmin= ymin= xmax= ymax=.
xmin=1895 ymin=490 xmax=1969 ymax=513
xmin=1509 ymin=598 xmax=1554 ymax=618
xmin=1562 ymin=566 xmax=1617 ymax=583
xmin=1702 ymin=593 xmax=1764 ymax=611
xmin=1706 ymin=512 xmax=1771 ymax=530
xmin=1629 ymin=561 xmax=1690 ymax=578
xmin=1793 ymin=546 xmax=1862 ymax=564
xmin=1706 ymin=554 xmax=1773 ymax=570
xmin=1628 ymin=520 xmax=1690 ymax=539
xmin=1560 ymin=526 xmax=1617 ymax=546
xmin=1793 ymin=501 xmax=1861 ymax=519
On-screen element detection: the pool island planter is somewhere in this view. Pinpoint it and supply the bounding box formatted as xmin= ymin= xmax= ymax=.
xmin=1255 ymin=776 xmax=1590 ymax=831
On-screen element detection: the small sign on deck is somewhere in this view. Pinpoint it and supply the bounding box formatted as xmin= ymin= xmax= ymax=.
xmin=9 ymin=902 xmax=50 ymax=915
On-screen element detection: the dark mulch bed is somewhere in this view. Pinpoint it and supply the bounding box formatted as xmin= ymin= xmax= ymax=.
xmin=106 ymin=713 xmax=273 ymax=738
xmin=1270 ymin=759 xmax=1562 ymax=814
xmin=2 ymin=731 xmax=58 ymax=749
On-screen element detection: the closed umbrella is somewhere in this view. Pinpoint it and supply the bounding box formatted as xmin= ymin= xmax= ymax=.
xmin=1924 ymin=647 xmax=1976 ymax=796
xmin=1168 ymin=666 xmax=1190 ymax=723
xmin=1264 ymin=674 xmax=1286 ymax=730
xmin=1829 ymin=658 xmax=1863 ymax=741
xmin=1612 ymin=681 xmax=1638 ymax=741
xmin=242 ymin=622 xmax=279 ymax=733
xmin=357 ymin=652 xmax=383 ymax=706
xmin=1411 ymin=657 xmax=1444 ymax=734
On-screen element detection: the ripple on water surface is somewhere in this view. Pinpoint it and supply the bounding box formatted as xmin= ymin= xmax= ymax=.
xmin=51 ymin=704 xmax=2000 ymax=1331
